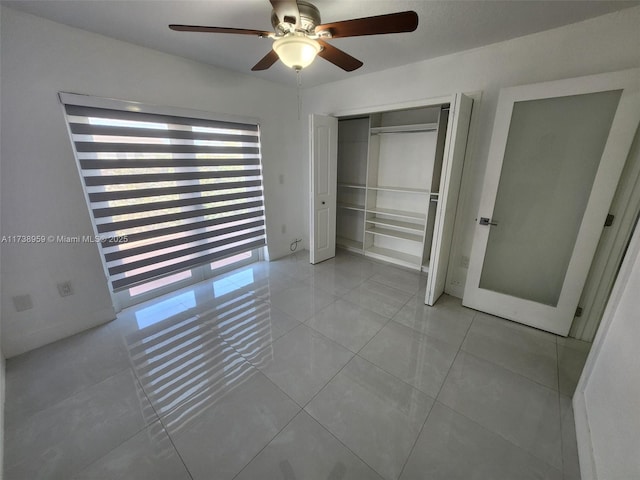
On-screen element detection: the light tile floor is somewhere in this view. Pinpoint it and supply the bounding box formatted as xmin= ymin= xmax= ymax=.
xmin=3 ymin=250 xmax=589 ymax=480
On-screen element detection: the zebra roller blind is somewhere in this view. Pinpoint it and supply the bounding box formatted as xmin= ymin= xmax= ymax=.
xmin=62 ymin=95 xmax=266 ymax=291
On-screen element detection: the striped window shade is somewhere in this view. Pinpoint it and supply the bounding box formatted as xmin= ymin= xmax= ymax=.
xmin=61 ymin=94 xmax=266 ymax=291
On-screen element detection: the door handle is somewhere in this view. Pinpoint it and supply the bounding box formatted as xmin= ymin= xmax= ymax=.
xmin=479 ymin=217 xmax=498 ymax=226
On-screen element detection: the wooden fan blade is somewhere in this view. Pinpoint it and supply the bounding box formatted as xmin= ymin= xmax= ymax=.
xmin=169 ymin=24 xmax=272 ymax=37
xmin=251 ymin=49 xmax=279 ymax=71
xmin=269 ymin=0 xmax=300 ymax=26
xmin=317 ymin=40 xmax=363 ymax=72
xmin=315 ymin=11 xmax=418 ymax=38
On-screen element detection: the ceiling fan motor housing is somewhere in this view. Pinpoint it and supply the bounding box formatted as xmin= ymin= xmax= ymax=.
xmin=271 ymin=0 xmax=321 ymax=36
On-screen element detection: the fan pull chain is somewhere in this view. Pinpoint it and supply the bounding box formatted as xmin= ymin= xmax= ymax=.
xmin=296 ymin=69 xmax=302 ymax=120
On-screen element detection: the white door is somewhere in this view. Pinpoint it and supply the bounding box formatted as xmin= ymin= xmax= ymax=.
xmin=463 ymin=69 xmax=640 ymax=336
xmin=310 ymin=114 xmax=338 ymax=264
xmin=425 ymin=93 xmax=473 ymax=305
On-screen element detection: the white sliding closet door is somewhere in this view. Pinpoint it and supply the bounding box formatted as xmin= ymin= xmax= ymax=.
xmin=463 ymin=69 xmax=640 ymax=336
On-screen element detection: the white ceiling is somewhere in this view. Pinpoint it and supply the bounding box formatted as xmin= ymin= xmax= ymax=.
xmin=3 ymin=0 xmax=638 ymax=87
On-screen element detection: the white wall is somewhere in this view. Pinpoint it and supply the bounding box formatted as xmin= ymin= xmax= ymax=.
xmin=302 ymin=7 xmax=640 ymax=298
xmin=0 ymin=8 xmax=5 ymax=473
xmin=573 ymin=212 xmax=640 ymax=480
xmin=0 ymin=7 xmax=302 ymax=357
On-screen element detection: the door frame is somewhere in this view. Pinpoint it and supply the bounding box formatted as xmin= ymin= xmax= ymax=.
xmin=326 ymin=92 xmax=478 ymax=305
xmin=463 ymin=68 xmax=640 ymax=336
xmin=573 ymin=194 xmax=640 ymax=480
xmin=424 ymin=93 xmax=474 ymax=305
xmin=571 ymin=127 xmax=640 ymax=341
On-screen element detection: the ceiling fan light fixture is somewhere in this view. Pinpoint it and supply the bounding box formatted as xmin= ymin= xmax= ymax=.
xmin=272 ymin=35 xmax=321 ymax=70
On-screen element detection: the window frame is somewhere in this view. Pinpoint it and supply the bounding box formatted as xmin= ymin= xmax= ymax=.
xmin=113 ymin=248 xmax=262 ymax=311
xmin=59 ymin=92 xmax=267 ymax=310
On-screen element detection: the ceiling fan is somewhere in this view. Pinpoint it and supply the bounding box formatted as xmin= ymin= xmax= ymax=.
xmin=169 ymin=0 xmax=418 ymax=72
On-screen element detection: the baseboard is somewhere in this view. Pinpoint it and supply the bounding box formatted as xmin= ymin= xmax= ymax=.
xmin=444 ymin=281 xmax=464 ymax=299
xmin=573 ymin=391 xmax=596 ymax=480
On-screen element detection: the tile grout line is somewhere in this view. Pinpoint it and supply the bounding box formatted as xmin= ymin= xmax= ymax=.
xmin=457 ymin=315 xmax=564 ymax=392
xmin=420 ymin=312 xmax=564 ymax=475
xmin=225 ymin=258 xmax=377 ymax=478
xmin=303 ymin=266 xmax=373 ymax=299
xmin=4 ymin=363 xmax=134 ymax=434
xmin=157 ymin=413 xmax=196 ymax=480
xmin=280 ymin=282 xmax=412 ymax=479
xmin=155 ymin=367 xmax=289 ymax=480
xmin=556 ymin=340 xmax=567 ymax=480
xmin=346 ymin=282 xmax=418 ymax=355
xmin=229 ymin=401 xmax=304 ymax=480
xmin=129 ymin=295 xmax=273 ymax=480
xmin=195 ymin=298 xmax=313 ymax=480
xmin=131 ymin=369 xmax=196 ymax=480
xmin=297 ymin=410 xmax=387 ymax=480
xmin=226 ymin=268 xmax=393 ymax=477
xmin=427 ymin=397 xmax=566 ymax=477
xmin=459 ymin=347 xmax=562 ymax=394
xmin=295 ymin=289 xmax=450 ymax=480
xmin=395 ymin=306 xmax=476 ymax=479
xmin=66 ymin=423 xmax=153 ymax=479
xmin=67 ymin=372 xmax=168 ymax=479
xmin=4 ymin=321 xmax=137 ymax=428
xmin=295 ymin=350 xmax=396 ymax=479
xmin=442 ymin=346 xmax=567 ymax=469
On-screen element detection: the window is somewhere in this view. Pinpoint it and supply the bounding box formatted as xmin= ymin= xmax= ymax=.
xmin=60 ymin=93 xmax=266 ymax=296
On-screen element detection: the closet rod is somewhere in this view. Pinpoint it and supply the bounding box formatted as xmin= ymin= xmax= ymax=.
xmin=370 ymin=123 xmax=438 ymax=135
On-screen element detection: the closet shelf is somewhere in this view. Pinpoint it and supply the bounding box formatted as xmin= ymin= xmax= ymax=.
xmin=366 ymin=227 xmax=423 ymax=243
xmin=370 ymin=123 xmax=438 ymax=135
xmin=338 ymin=202 xmax=365 ymax=212
xmin=368 ymin=186 xmax=429 ymax=194
xmin=366 ymin=206 xmax=426 ymax=221
xmin=365 ymin=246 xmax=422 ymax=269
xmin=336 ymin=236 xmax=363 ymax=252
xmin=366 ymin=217 xmax=424 ymax=233
xmin=338 ymin=183 xmax=366 ymax=189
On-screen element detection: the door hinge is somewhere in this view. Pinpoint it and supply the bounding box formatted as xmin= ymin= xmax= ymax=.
xmin=604 ymin=214 xmax=615 ymax=227
xmin=575 ymin=306 xmax=583 ymax=317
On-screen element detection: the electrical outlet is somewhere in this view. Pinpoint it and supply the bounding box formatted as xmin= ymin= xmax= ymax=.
xmin=450 ymin=279 xmax=463 ymax=287
xmin=12 ymin=294 xmax=33 ymax=312
xmin=279 ymin=174 xmax=284 ymax=185
xmin=461 ymin=255 xmax=470 ymax=268
xmin=281 ymin=224 xmax=286 ymax=234
xmin=57 ymin=281 xmax=73 ymax=297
